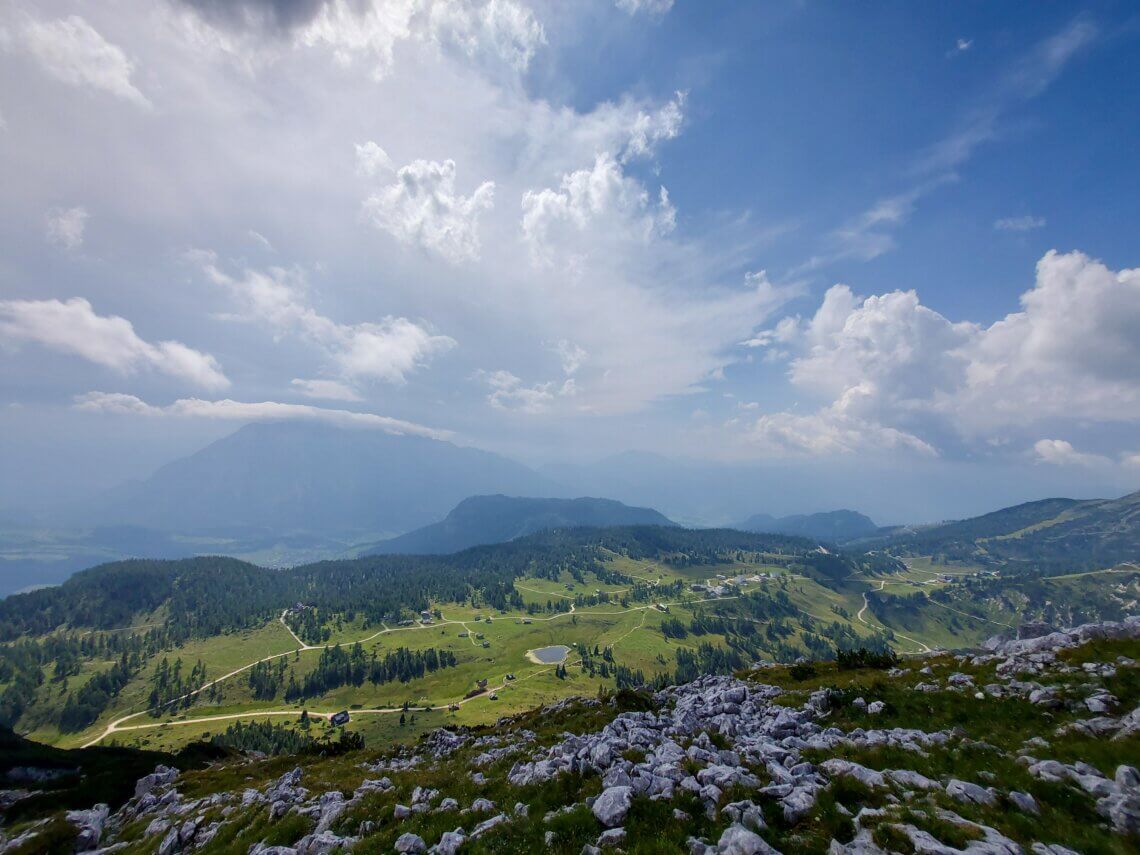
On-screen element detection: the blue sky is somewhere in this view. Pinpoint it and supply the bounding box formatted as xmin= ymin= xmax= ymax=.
xmin=1 ymin=0 xmax=1138 ymax=518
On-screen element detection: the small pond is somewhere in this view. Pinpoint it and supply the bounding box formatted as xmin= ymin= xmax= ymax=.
xmin=528 ymin=644 xmax=572 ymax=664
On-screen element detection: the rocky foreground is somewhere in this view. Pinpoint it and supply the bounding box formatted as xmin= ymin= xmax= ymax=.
xmin=3 ymin=617 xmax=1139 ymax=854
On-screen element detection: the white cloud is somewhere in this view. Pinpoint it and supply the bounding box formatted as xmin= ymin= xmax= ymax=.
xmin=749 ymin=406 xmax=937 ymax=458
xmin=954 ymin=38 xmax=972 ymax=53
xmin=478 ymin=369 xmax=556 ymax=413
xmin=615 ymin=0 xmax=675 ymax=17
xmin=360 ymin=154 xmax=495 ymax=263
xmin=199 ymin=256 xmax=456 ymax=386
xmin=297 ymin=1 xmax=416 ymax=81
xmin=73 ymin=391 xmax=450 ymax=439
xmin=551 ymin=339 xmax=587 ymax=375
xmin=14 ymin=14 xmax=150 ymax=107
xmin=46 ymin=206 xmax=89 ymax=250
xmin=0 ymin=297 xmax=229 ymax=390
xmin=298 ymin=0 xmax=544 ymax=81
xmin=786 ymin=284 xmax=975 ymax=406
xmin=521 ymin=152 xmax=674 ymax=264
xmin=749 ymin=250 xmax=1140 ymax=457
xmin=290 ymin=378 xmax=363 ymax=401
xmin=961 ymin=250 xmax=1140 ymax=426
xmin=1032 ymin=438 xmax=1111 ymax=467
xmin=1123 ymin=452 xmax=1140 ymax=469
xmin=354 ymin=141 xmax=393 ymax=177
xmin=0 ymin=0 xmax=793 ymax=435
xmin=994 ymin=215 xmax=1046 ymax=232
xmin=623 ymin=91 xmax=685 ymax=161
xmin=426 ymin=0 xmax=546 ymax=72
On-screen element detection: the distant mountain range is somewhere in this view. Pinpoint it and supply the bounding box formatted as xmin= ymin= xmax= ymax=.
xmin=86 ymin=421 xmax=563 ymax=536
xmin=878 ymin=489 xmax=1140 ymax=572
xmin=734 ymin=509 xmax=879 ymax=544
xmin=367 ymin=495 xmax=678 ymax=555
xmin=5 ymin=419 xmax=1134 ymax=594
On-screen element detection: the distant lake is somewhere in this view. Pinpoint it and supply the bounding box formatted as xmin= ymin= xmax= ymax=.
xmin=528 ymin=645 xmax=571 ymax=664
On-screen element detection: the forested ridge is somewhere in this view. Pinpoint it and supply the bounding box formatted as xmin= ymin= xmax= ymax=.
xmin=0 ymin=527 xmax=848 ymax=641
xmin=877 ymin=489 xmax=1140 ymax=573
xmin=0 ymin=527 xmax=867 ymax=735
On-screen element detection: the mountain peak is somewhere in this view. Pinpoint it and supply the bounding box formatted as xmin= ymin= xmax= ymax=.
xmin=369 ymin=494 xmax=677 ymax=555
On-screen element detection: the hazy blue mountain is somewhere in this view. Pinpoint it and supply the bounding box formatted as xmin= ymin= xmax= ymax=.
xmin=368 ymin=495 xmax=678 ymax=555
xmin=89 ymin=422 xmax=564 ymax=536
xmin=735 ymin=509 xmax=879 ymax=543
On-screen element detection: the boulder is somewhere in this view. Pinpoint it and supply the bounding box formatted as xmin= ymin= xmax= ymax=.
xmin=821 ymin=759 xmax=885 ymax=789
xmin=135 ymin=766 xmax=179 ymax=798
xmin=430 ymin=829 xmax=466 ymax=854
xmin=66 ymin=803 xmax=110 ymax=851
xmin=470 ymin=814 xmax=507 ymax=839
xmin=1008 ymin=791 xmax=1039 ymax=814
xmin=716 ymin=823 xmax=779 ymax=854
xmin=946 ymin=779 xmax=996 ymax=806
xmin=395 ymin=832 xmax=427 ymax=853
xmin=597 ymin=827 xmax=627 ymax=848
xmin=591 ymin=786 xmax=633 ymax=828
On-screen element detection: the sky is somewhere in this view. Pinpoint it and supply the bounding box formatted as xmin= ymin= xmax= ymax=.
xmin=1 ymin=0 xmax=1138 ymax=517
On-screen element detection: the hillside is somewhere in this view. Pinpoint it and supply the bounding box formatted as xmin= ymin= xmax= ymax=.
xmin=87 ymin=421 xmax=563 ymax=536
xmin=736 ymin=510 xmax=879 ymax=544
xmin=368 ymin=496 xmax=678 ymax=555
xmin=882 ymin=489 xmax=1140 ymax=573
xmin=3 ymin=622 xmax=1138 ymax=853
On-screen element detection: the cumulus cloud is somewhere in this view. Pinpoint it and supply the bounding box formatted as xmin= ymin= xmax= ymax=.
xmin=0 ymin=297 xmax=229 ymax=390
xmin=961 ymin=250 xmax=1140 ymax=425
xmin=1032 ymin=439 xmax=1112 ymax=467
xmin=360 ymin=154 xmax=495 ymax=263
xmin=747 ymin=250 xmax=1140 ymax=458
xmin=623 ymin=90 xmax=685 ymax=161
xmin=296 ymin=0 xmax=544 ymax=80
xmin=521 ymin=152 xmax=674 ymax=264
xmin=994 ymin=215 xmax=1046 ymax=232
xmin=199 ymin=256 xmax=455 ymax=386
xmin=12 ymin=14 xmax=150 ymax=107
xmin=426 ymin=0 xmax=545 ymax=72
xmin=478 ymin=369 xmax=556 ymax=413
xmin=46 ymin=206 xmax=89 ymax=250
xmin=749 ymin=406 xmax=937 ymax=458
xmin=74 ymin=391 xmax=450 ymax=439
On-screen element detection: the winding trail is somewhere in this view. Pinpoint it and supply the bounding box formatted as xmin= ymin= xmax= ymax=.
xmin=279 ymin=611 xmax=313 ymax=649
xmin=855 ymin=580 xmax=932 ymax=654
